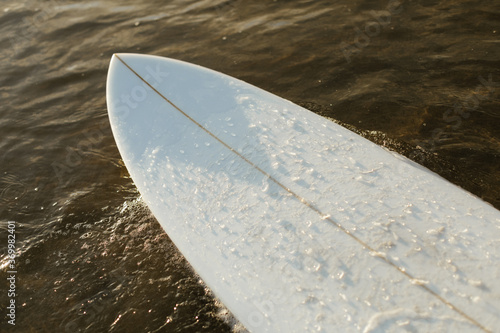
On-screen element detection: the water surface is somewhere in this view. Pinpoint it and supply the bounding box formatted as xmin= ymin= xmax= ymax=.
xmin=0 ymin=0 xmax=498 ymax=332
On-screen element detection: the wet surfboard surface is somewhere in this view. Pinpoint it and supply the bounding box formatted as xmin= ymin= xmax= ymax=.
xmin=106 ymin=53 xmax=500 ymax=332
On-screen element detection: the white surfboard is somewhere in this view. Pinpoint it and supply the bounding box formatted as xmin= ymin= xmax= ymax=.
xmin=106 ymin=53 xmax=500 ymax=333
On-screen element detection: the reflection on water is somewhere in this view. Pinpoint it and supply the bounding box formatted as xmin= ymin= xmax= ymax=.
xmin=0 ymin=0 xmax=498 ymax=331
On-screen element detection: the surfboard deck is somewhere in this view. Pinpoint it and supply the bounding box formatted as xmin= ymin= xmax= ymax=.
xmin=106 ymin=53 xmax=500 ymax=333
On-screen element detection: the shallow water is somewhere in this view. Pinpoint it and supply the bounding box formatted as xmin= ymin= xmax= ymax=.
xmin=0 ymin=0 xmax=498 ymax=332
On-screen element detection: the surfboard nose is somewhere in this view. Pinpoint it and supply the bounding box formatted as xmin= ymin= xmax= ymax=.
xmin=108 ymin=53 xmax=134 ymax=75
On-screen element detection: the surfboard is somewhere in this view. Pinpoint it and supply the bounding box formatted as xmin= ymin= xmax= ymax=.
xmin=106 ymin=53 xmax=500 ymax=333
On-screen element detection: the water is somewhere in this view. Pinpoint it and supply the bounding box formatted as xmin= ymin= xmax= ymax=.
xmin=0 ymin=0 xmax=498 ymax=331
